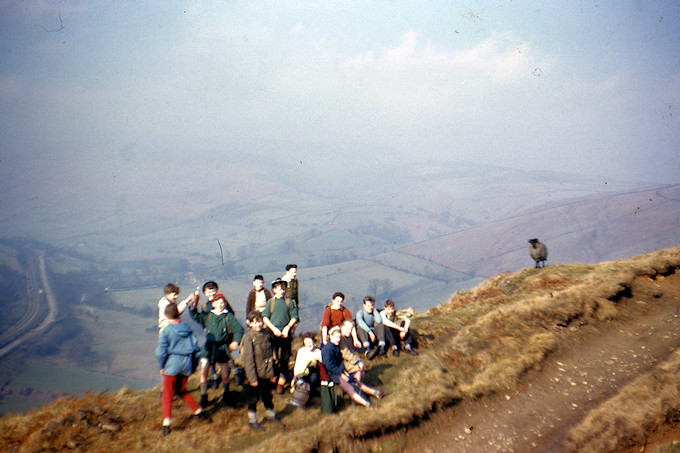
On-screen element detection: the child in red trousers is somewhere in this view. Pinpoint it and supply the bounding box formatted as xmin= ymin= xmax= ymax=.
xmin=156 ymin=303 xmax=208 ymax=435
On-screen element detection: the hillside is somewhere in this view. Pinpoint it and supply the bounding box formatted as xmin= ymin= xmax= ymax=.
xmin=2 ymin=246 xmax=680 ymax=452
xmin=393 ymin=253 xmax=680 ymax=452
xmin=400 ymin=184 xmax=680 ymax=278
xmin=1 ymin=159 xmax=651 ymax=267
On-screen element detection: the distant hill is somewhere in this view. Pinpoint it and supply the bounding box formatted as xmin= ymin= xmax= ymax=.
xmin=399 ymin=184 xmax=680 ymax=278
xmin=0 ymin=158 xmax=654 ymax=267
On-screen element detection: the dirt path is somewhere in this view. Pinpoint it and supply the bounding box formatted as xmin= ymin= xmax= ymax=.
xmin=389 ymin=271 xmax=680 ymax=453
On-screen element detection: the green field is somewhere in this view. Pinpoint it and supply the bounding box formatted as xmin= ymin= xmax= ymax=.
xmin=7 ymin=362 xmax=155 ymax=394
xmin=104 ymin=254 xmax=484 ymax=331
xmin=108 ymin=287 xmax=162 ymax=310
xmin=1 ymin=360 xmax=156 ymax=416
xmin=77 ymin=306 xmax=162 ymax=382
xmin=0 ymin=395 xmax=54 ymax=417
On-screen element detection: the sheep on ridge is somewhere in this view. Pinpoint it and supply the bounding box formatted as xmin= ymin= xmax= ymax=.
xmin=528 ymin=238 xmax=548 ymax=268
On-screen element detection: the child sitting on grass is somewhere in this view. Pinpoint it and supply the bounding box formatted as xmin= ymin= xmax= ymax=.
xmin=291 ymin=332 xmax=322 ymax=407
xmin=320 ymin=292 xmax=360 ymax=347
xmin=155 ymin=303 xmax=208 ymax=436
xmin=339 ymin=320 xmax=368 ymax=385
xmin=381 ymin=299 xmax=418 ymax=356
xmin=241 ymin=311 xmax=284 ymax=431
xmin=321 ymin=326 xmax=385 ymax=408
xmin=356 ymin=296 xmax=387 ymax=359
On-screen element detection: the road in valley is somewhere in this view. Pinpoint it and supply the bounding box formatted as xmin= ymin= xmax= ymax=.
xmin=0 ymin=252 xmax=57 ymax=358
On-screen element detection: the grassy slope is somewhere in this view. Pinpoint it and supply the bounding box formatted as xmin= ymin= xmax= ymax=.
xmin=2 ymin=246 xmax=679 ymax=452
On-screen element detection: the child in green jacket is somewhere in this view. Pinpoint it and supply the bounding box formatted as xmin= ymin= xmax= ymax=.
xmin=262 ymin=278 xmax=299 ymax=394
xmin=190 ymin=293 xmax=244 ymax=408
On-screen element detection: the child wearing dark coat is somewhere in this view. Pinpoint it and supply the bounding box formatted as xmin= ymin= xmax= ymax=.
xmin=241 ymin=311 xmax=284 ymax=431
xmin=321 ymin=326 xmax=384 ymax=408
xmin=155 ymin=303 xmax=207 ymax=435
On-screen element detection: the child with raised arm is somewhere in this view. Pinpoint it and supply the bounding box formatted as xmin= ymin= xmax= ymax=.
xmin=156 ymin=303 xmax=207 ymax=436
xmin=158 ymin=283 xmax=196 ymax=331
xmin=241 ymin=310 xmax=284 ymax=431
xmin=190 ymin=293 xmax=244 ymax=408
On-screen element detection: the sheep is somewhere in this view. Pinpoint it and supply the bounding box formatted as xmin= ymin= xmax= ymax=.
xmin=528 ymin=238 xmax=548 ymax=268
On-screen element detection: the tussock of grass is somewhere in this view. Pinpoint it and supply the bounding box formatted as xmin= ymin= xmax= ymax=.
xmin=2 ymin=246 xmax=679 ymax=452
xmin=565 ymin=348 xmax=680 ymax=453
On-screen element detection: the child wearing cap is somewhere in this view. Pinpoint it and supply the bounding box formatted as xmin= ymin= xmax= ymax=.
xmin=202 ymin=281 xmax=236 ymax=314
xmin=201 ymin=281 xmax=238 ymax=388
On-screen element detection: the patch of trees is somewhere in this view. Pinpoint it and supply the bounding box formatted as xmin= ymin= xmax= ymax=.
xmin=41 ymin=318 xmax=81 ymax=346
xmin=367 ymin=278 xmax=394 ymax=301
xmin=47 ymin=270 xmax=92 ymax=308
xmin=47 ymin=268 xmax=154 ymax=317
xmin=36 ymin=317 xmax=94 ymax=366
xmin=35 ymin=344 xmax=60 ymax=356
xmin=305 ymin=251 xmax=359 ymax=270
xmin=348 ymin=221 xmax=413 ymax=246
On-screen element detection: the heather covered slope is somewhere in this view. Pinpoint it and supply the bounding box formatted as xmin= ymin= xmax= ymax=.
xmin=1 ymin=246 xmax=679 ymax=452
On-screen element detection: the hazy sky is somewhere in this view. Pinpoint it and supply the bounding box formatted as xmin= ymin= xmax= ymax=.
xmin=1 ymin=1 xmax=679 ymax=217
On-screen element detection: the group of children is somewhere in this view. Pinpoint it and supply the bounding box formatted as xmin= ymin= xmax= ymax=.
xmin=154 ymin=265 xmax=418 ymax=435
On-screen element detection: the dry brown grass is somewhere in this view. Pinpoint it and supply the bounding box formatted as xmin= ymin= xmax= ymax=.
xmin=565 ymin=342 xmax=680 ymax=452
xmin=2 ymin=246 xmax=679 ymax=452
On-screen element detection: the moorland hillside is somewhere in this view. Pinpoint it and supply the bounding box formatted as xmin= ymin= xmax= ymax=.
xmin=2 ymin=246 xmax=679 ymax=452
xmin=400 ymin=184 xmax=680 ymax=277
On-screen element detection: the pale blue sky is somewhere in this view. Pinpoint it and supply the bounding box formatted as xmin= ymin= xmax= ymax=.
xmin=1 ymin=1 xmax=679 ymax=217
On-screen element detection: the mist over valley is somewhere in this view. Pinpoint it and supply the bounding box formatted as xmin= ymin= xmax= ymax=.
xmin=1 ymin=158 xmax=677 ymax=415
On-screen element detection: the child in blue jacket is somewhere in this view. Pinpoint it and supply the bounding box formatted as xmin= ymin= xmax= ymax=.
xmin=156 ymin=303 xmax=207 ymax=435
